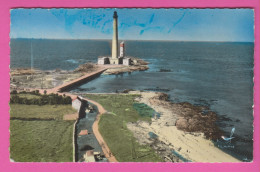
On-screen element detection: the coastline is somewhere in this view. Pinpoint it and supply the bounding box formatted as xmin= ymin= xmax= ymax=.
xmin=10 ymin=61 xmax=241 ymax=162
xmin=127 ymin=91 xmax=240 ymax=162
xmin=83 ymin=91 xmax=241 ymax=162
xmin=10 ymin=60 xmax=149 ymax=91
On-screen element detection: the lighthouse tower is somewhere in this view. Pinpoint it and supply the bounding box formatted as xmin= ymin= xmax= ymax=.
xmin=120 ymin=41 xmax=125 ymax=58
xmin=110 ymin=11 xmax=119 ymax=64
xmin=98 ymin=11 xmax=129 ymax=65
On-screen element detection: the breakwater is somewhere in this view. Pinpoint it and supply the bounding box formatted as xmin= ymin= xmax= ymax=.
xmin=53 ymin=67 xmax=107 ymax=93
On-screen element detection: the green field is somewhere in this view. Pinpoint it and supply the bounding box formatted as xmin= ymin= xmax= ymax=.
xmin=17 ymin=93 xmax=41 ymax=99
xmin=10 ymin=104 xmax=76 ymax=120
xmin=10 ymin=120 xmax=75 ymax=162
xmin=10 ymin=94 xmax=77 ymax=162
xmin=84 ymin=94 xmax=162 ymax=162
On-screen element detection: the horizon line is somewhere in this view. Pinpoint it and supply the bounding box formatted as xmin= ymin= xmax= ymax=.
xmin=10 ymin=38 xmax=254 ymax=43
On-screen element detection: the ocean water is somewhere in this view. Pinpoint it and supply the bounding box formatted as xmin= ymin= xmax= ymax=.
xmin=10 ymin=39 xmax=110 ymax=70
xmin=10 ymin=39 xmax=254 ymax=161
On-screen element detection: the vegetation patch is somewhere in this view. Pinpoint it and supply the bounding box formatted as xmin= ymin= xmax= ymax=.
xmin=84 ymin=94 xmax=162 ymax=162
xmin=10 ymin=92 xmax=76 ymax=162
xmin=10 ymin=91 xmax=72 ymax=105
xmin=10 ymin=104 xmax=76 ymax=120
xmin=133 ymin=103 xmax=156 ymax=118
xmin=17 ymin=93 xmax=41 ymax=99
xmin=10 ymin=120 xmax=74 ymax=162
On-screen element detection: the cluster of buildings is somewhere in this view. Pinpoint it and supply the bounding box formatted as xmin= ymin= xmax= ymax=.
xmin=97 ymin=11 xmax=131 ymax=66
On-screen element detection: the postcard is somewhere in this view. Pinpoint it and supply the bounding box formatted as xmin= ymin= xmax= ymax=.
xmin=0 ymin=0 xmax=259 ymax=172
xmin=9 ymin=8 xmax=254 ymax=163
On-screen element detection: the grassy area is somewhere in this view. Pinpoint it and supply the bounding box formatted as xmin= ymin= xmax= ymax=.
xmin=17 ymin=93 xmax=41 ymax=99
xmin=10 ymin=120 xmax=74 ymax=162
xmin=10 ymin=104 xmax=76 ymax=120
xmin=84 ymin=94 xmax=162 ymax=162
xmin=85 ymin=94 xmax=152 ymax=122
xmin=10 ymin=94 xmax=76 ymax=162
xmin=133 ymin=103 xmax=157 ymax=118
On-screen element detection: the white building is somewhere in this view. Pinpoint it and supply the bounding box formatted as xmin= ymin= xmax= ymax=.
xmin=98 ymin=57 xmax=109 ymax=65
xmin=84 ymin=150 xmax=96 ymax=162
xmin=123 ymin=58 xmax=131 ymax=66
xmin=72 ymin=98 xmax=81 ymax=112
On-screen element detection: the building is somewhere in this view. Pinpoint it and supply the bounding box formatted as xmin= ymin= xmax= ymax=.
xmin=72 ymin=97 xmax=81 ymax=112
xmin=97 ymin=57 xmax=109 ymax=65
xmin=123 ymin=58 xmax=131 ymax=66
xmin=84 ymin=150 xmax=96 ymax=162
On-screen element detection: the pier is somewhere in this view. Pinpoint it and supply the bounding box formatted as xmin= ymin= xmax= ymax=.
xmin=50 ymin=67 xmax=108 ymax=93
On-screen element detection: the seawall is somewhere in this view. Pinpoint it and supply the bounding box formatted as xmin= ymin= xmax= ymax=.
xmin=52 ymin=67 xmax=107 ymax=93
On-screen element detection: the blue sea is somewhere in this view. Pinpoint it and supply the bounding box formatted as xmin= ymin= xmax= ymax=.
xmin=10 ymin=39 xmax=254 ymax=161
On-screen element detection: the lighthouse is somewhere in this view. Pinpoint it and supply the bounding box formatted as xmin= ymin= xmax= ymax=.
xmin=110 ymin=11 xmax=119 ymax=64
xmin=97 ymin=11 xmax=131 ymax=66
xmin=120 ymin=41 xmax=125 ymax=58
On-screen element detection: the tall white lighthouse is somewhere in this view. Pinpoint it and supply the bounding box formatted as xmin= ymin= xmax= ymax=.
xmin=110 ymin=11 xmax=119 ymax=64
xmin=97 ymin=11 xmax=131 ymax=66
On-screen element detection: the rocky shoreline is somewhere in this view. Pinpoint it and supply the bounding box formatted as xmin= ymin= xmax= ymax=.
xmin=10 ymin=58 xmax=149 ymax=91
xmin=127 ymin=91 xmax=240 ymax=162
xmin=103 ymin=65 xmax=149 ymax=75
xmin=147 ymin=92 xmax=223 ymax=140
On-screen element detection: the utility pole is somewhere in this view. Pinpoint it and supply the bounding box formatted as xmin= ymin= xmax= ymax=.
xmin=30 ymin=40 xmax=34 ymax=79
